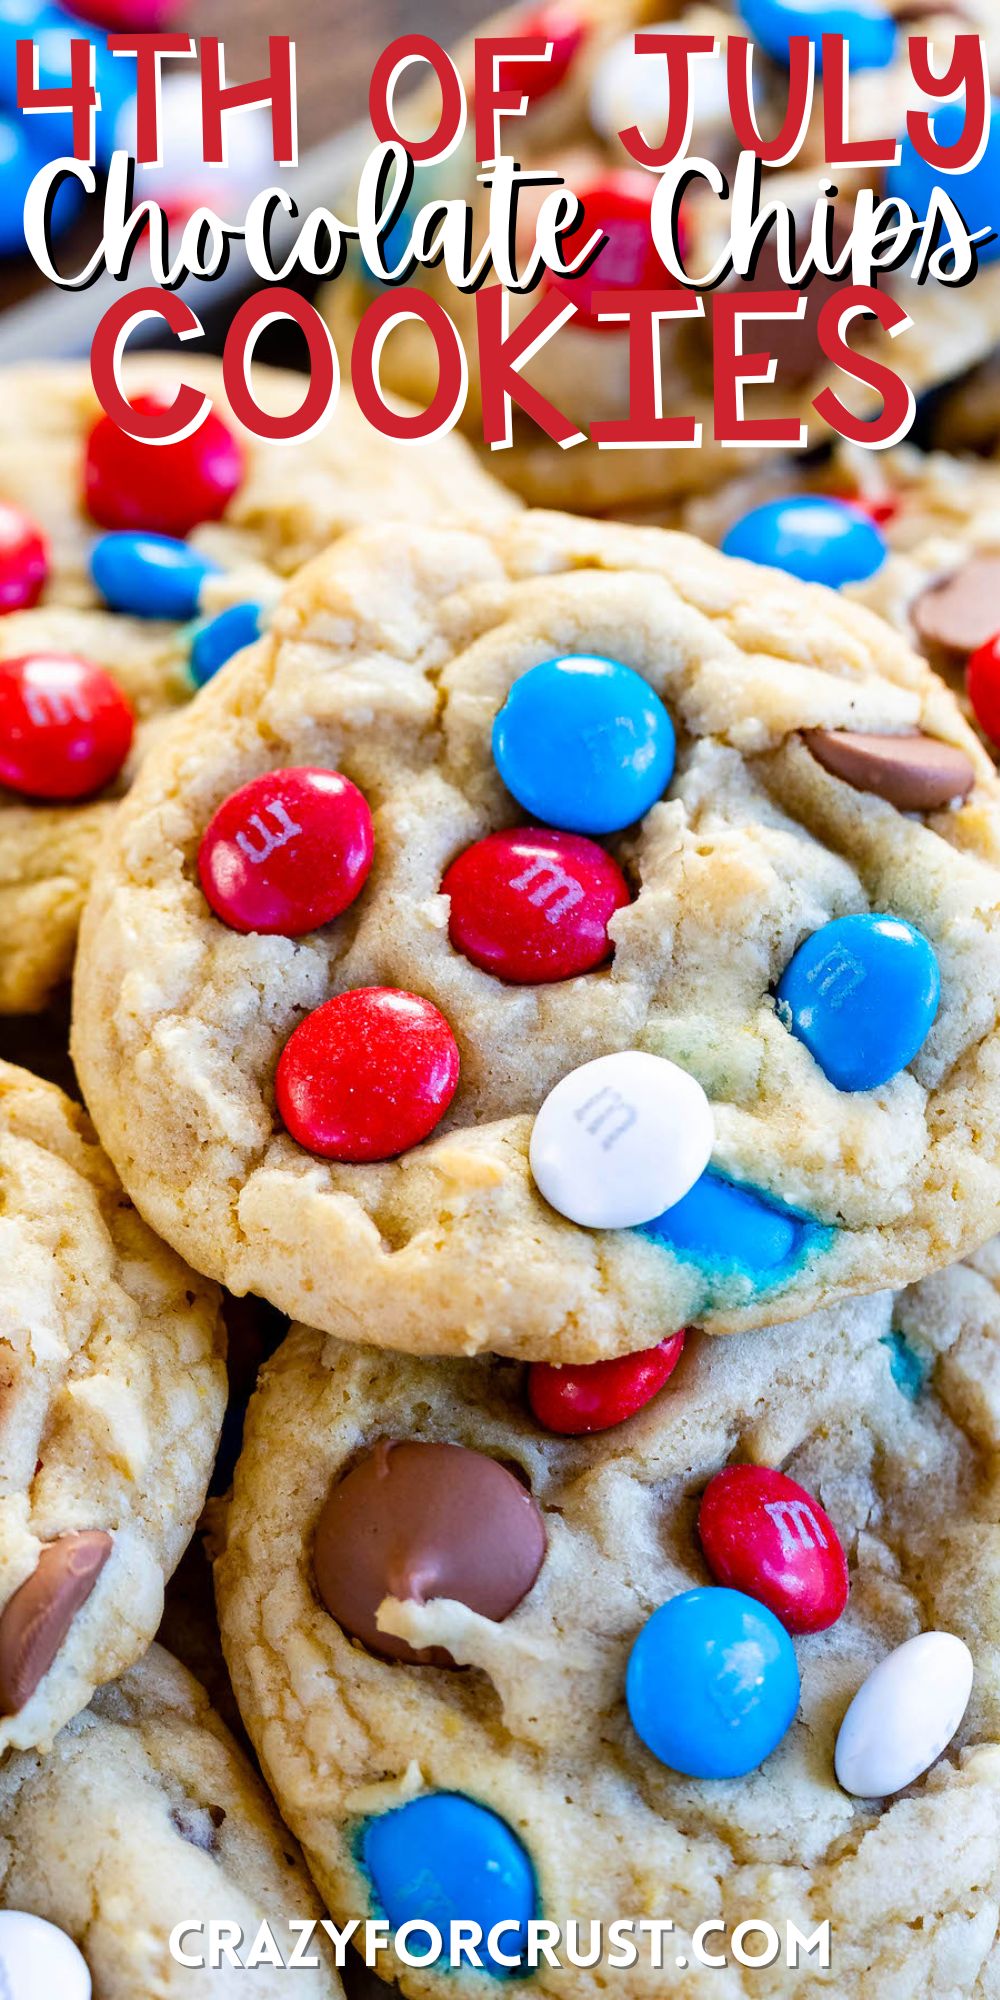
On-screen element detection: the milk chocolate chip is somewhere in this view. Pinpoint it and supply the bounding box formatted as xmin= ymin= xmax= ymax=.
xmin=912 ymin=556 xmax=1000 ymax=660
xmin=314 ymin=1439 xmax=547 ymax=1665
xmin=726 ymin=211 xmax=858 ymax=389
xmin=804 ymin=729 xmax=975 ymax=811
xmin=0 ymin=1530 xmax=112 ymax=1715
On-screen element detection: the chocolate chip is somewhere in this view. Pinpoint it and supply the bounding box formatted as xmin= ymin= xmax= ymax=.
xmin=314 ymin=1439 xmax=547 ymax=1666
xmin=912 ymin=556 xmax=1000 ymax=661
xmin=0 ymin=1530 xmax=112 ymax=1715
xmin=804 ymin=729 xmax=976 ymax=811
xmin=725 ymin=210 xmax=860 ymax=389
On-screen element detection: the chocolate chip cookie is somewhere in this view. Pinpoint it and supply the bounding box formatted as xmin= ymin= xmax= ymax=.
xmin=0 ymin=1644 xmax=343 ymax=1997
xmin=214 ymin=1253 xmax=1000 ymax=1998
xmin=71 ymin=511 xmax=1000 ymax=1355
xmin=683 ymin=445 xmax=1000 ymax=737
xmin=0 ymin=1060 xmax=226 ymax=1754
xmin=0 ymin=358 xmax=514 ymax=1013
xmin=322 ymin=0 xmax=1000 ymax=512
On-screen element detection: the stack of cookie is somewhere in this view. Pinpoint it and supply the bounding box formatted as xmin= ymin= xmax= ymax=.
xmin=324 ymin=0 xmax=1000 ymax=514
xmin=679 ymin=448 xmax=1000 ymax=768
xmin=0 ymin=364 xmax=512 ymax=1997
xmin=2 ymin=370 xmax=999 ymax=1988
xmin=4 ymin=12 xmax=1000 ymax=1995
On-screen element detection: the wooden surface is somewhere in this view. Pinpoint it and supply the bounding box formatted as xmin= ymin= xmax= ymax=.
xmin=0 ymin=0 xmax=487 ymax=322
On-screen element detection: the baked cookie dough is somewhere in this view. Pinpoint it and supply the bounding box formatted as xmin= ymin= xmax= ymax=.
xmin=214 ymin=1256 xmax=1000 ymax=2000
xmin=323 ymin=0 xmax=1000 ymax=512
xmin=932 ymin=347 xmax=1000 ymax=454
xmin=0 ymin=1644 xmax=343 ymax=1997
xmin=683 ymin=443 xmax=1000 ymax=706
xmin=0 ymin=357 xmax=514 ymax=1014
xmin=0 ymin=1060 xmax=226 ymax=1754
xmin=72 ymin=511 xmax=1000 ymax=1356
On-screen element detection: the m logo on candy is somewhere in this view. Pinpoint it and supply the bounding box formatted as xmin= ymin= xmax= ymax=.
xmin=573 ymin=1086 xmax=638 ymax=1151
xmin=509 ymin=853 xmax=586 ymax=922
xmin=763 ymin=1498 xmax=830 ymax=1561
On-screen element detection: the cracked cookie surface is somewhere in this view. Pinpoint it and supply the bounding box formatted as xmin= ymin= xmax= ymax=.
xmin=684 ymin=443 xmax=1000 ymax=672
xmin=682 ymin=444 xmax=1000 ymax=768
xmin=0 ymin=1060 xmax=226 ymax=1754
xmin=214 ymin=1255 xmax=1000 ymax=2000
xmin=0 ymin=1644 xmax=343 ymax=1997
xmin=0 ymin=358 xmax=514 ymax=1014
xmin=73 ymin=510 xmax=1000 ymax=1355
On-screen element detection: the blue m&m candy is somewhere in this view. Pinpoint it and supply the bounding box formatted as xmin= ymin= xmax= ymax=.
xmin=643 ymin=1170 xmax=820 ymax=1280
xmin=738 ymin=0 xmax=896 ymax=72
xmin=90 ymin=532 xmax=220 ymax=622
xmin=721 ymin=496 xmax=887 ymax=589
xmin=361 ymin=199 xmax=415 ymax=284
xmin=493 ymin=655 xmax=675 ymax=835
xmin=776 ymin=912 xmax=940 ymax=1092
xmin=888 ymin=99 xmax=1000 ymax=268
xmin=360 ymin=155 xmax=456 ymax=285
xmin=880 ymin=1327 xmax=929 ymax=1402
xmin=189 ymin=601 xmax=263 ymax=687
xmin=0 ymin=110 xmax=80 ymax=253
xmin=361 ymin=1792 xmax=537 ymax=1977
xmin=0 ymin=0 xmax=59 ymax=104
xmin=627 ymin=1586 xmax=800 ymax=1778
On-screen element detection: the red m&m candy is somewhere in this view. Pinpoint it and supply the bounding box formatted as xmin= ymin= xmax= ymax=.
xmin=0 ymin=503 xmax=47 ymax=613
xmin=833 ymin=490 xmax=901 ymax=529
xmin=497 ymin=3 xmax=587 ymax=102
xmin=199 ymin=767 xmax=374 ymax=936
xmin=84 ymin=396 xmax=244 ymax=537
xmin=544 ymin=172 xmax=683 ymax=331
xmin=443 ymin=827 xmax=629 ymax=983
xmin=528 ymin=1332 xmax=686 ymax=1435
xmin=276 ymin=987 xmax=460 ymax=1162
xmin=698 ymin=1465 xmax=849 ymax=1635
xmin=70 ymin=0 xmax=172 ymax=23
xmin=0 ymin=654 xmax=134 ymax=801
xmin=967 ymin=632 xmax=1000 ymax=751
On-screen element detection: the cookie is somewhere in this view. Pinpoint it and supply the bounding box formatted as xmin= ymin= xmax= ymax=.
xmin=683 ymin=444 xmax=1000 ymax=713
xmin=932 ymin=348 xmax=1000 ymax=454
xmin=0 ymin=1644 xmax=343 ymax=1997
xmin=0 ymin=1059 xmax=226 ymax=1753
xmin=72 ymin=510 xmax=1000 ymax=1356
xmin=214 ymin=1256 xmax=1000 ymax=1999
xmin=0 ymin=357 xmax=514 ymax=1014
xmin=323 ymin=0 xmax=1000 ymax=512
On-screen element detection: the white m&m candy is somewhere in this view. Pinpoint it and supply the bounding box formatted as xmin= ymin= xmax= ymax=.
xmin=0 ymin=1912 xmax=91 ymax=2000
xmin=834 ymin=1631 xmax=974 ymax=1799
xmin=529 ymin=1051 xmax=714 ymax=1229
xmin=589 ymin=23 xmax=731 ymax=151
